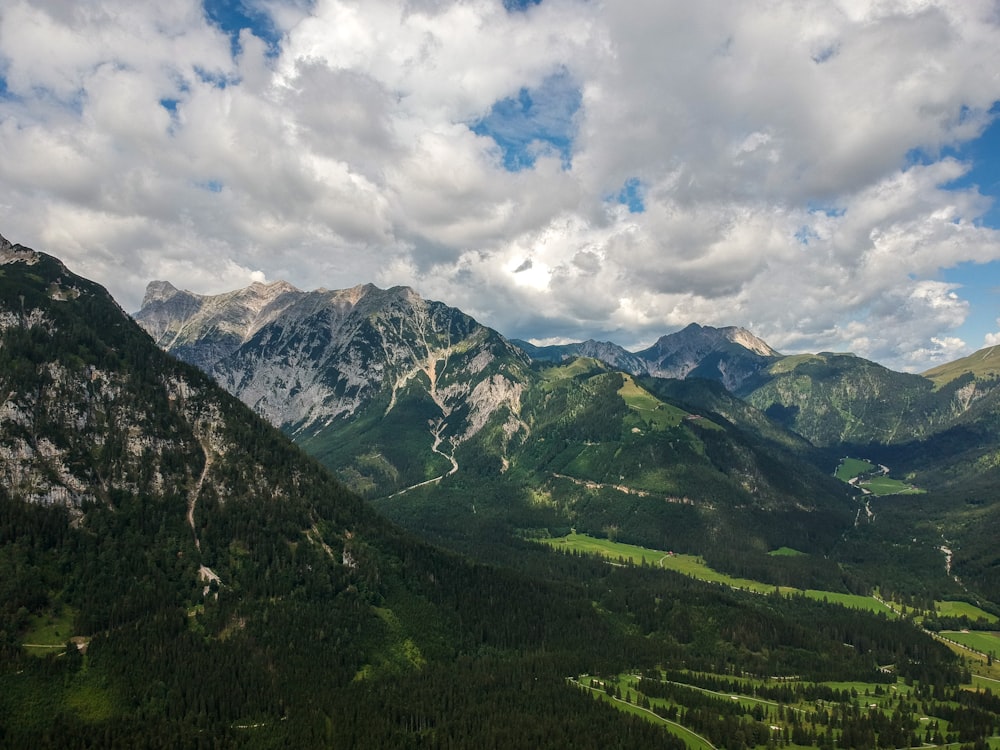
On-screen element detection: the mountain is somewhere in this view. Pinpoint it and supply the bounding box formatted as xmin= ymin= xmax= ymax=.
xmin=7 ymin=234 xmax=976 ymax=749
xmin=512 ymin=337 xmax=649 ymax=374
xmin=922 ymin=344 xmax=1000 ymax=388
xmin=135 ymin=280 xmax=864 ymax=576
xmin=516 ymin=323 xmax=780 ymax=393
xmin=1 ymin=235 xmax=703 ymax=747
xmin=136 ymin=275 xmax=1000 ymax=600
xmin=635 ymin=323 xmax=779 ymax=391
xmin=136 ymin=278 xmax=302 ymax=372
xmin=135 ymin=279 xmax=531 ymax=497
xmin=742 ymin=351 xmax=1000 ymax=448
xmin=131 ymin=272 xmax=1000 ymax=605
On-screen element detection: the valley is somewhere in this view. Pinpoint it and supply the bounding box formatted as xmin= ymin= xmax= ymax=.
xmin=580 ymin=669 xmax=1000 ymax=750
xmin=3 ymin=235 xmax=1000 ymax=748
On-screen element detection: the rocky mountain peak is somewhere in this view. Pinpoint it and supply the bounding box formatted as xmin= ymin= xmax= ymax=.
xmin=0 ymin=234 xmax=40 ymax=265
xmin=725 ymin=326 xmax=780 ymax=357
xmin=141 ymin=280 xmax=181 ymax=306
xmin=653 ymin=323 xmax=778 ymax=358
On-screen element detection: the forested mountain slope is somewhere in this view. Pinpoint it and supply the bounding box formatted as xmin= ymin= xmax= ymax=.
xmin=5 ymin=235 xmax=998 ymax=749
xmin=0 ymin=236 xmax=686 ymax=747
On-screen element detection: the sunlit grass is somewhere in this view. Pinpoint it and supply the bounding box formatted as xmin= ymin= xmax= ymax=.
xmin=540 ymin=532 xmax=896 ymax=616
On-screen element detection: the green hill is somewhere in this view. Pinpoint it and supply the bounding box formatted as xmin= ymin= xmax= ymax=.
xmin=922 ymin=344 xmax=1000 ymax=388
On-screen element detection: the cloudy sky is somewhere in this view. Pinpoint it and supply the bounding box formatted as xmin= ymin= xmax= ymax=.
xmin=2 ymin=0 xmax=1000 ymax=371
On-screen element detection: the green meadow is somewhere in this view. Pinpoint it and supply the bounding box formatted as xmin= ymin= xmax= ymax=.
xmin=617 ymin=373 xmax=724 ymax=432
xmin=835 ymin=457 xmax=875 ymax=482
xmin=21 ymin=607 xmax=77 ymax=656
xmin=936 ymin=600 xmax=999 ymax=623
xmin=575 ymin=675 xmax=717 ymax=750
xmin=540 ymin=532 xmax=896 ymax=616
xmin=861 ymin=475 xmax=924 ymax=496
xmin=940 ymin=630 xmax=1000 ymax=656
xmin=835 ymin=457 xmax=923 ymax=495
xmin=768 ymin=546 xmax=806 ymax=557
xmin=573 ymin=670 xmax=994 ymax=750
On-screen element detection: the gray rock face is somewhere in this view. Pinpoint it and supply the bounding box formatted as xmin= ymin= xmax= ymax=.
xmin=635 ymin=324 xmax=779 ymax=392
xmin=134 ymin=280 xmax=531 ymax=453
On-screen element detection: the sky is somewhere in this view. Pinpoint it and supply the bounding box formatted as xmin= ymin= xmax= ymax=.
xmin=1 ymin=0 xmax=1000 ymax=372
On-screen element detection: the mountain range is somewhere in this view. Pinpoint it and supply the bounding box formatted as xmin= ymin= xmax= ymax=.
xmin=514 ymin=322 xmax=778 ymax=393
xmin=0 ymin=234 xmax=705 ymax=746
xmin=132 ymin=276 xmax=1000 ymax=603
xmin=4 ymin=232 xmax=1000 ymax=746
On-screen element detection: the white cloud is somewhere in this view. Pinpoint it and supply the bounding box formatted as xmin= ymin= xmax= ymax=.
xmin=1 ymin=0 xmax=1000 ymax=372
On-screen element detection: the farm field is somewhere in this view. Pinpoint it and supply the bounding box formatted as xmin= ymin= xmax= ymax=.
xmin=574 ymin=670 xmax=996 ymax=750
xmin=540 ymin=533 xmax=896 ymax=616
xmin=940 ymin=630 xmax=1000 ymax=656
xmin=835 ymin=457 xmax=876 ymax=482
xmin=936 ymin=601 xmax=1000 ymax=624
xmin=835 ymin=457 xmax=923 ymax=495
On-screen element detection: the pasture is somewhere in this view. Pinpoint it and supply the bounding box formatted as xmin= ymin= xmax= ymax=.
xmin=618 ymin=374 xmax=693 ymax=430
xmin=541 ymin=532 xmax=896 ymax=616
xmin=21 ymin=606 xmax=77 ymax=656
xmin=940 ymin=630 xmax=1000 ymax=656
xmin=936 ymin=600 xmax=999 ymax=624
xmin=836 ymin=457 xmax=875 ymax=481
xmin=861 ymin=476 xmax=923 ymax=496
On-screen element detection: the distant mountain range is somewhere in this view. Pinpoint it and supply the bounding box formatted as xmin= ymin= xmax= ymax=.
xmin=514 ymin=323 xmax=778 ymax=393
xmin=134 ymin=276 xmax=1000 ymax=603
xmin=5 ymin=232 xmax=1000 ymax=745
xmin=136 ymin=278 xmax=1000 ymax=453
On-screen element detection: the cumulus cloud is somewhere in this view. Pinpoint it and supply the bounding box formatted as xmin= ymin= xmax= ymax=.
xmin=1 ymin=0 xmax=1000 ymax=371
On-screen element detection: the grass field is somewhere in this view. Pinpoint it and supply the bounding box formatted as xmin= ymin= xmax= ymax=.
xmin=539 ymin=357 xmax=605 ymax=387
xmin=861 ymin=475 xmax=924 ymax=495
xmin=541 ymin=533 xmax=896 ymax=616
xmin=803 ymin=590 xmax=896 ymax=615
xmin=940 ymin=631 xmax=1000 ymax=656
xmin=575 ymin=675 xmax=716 ymax=750
xmin=577 ymin=670 xmax=992 ymax=749
xmin=769 ymin=547 xmax=806 ymax=557
xmin=542 ymin=533 xmax=794 ymax=594
xmin=937 ymin=601 xmax=1000 ymax=624
xmin=836 ymin=457 xmax=875 ymax=481
xmin=22 ymin=607 xmax=77 ymax=656
xmin=618 ymin=374 xmax=693 ymax=430
xmin=835 ymin=457 xmax=923 ymax=495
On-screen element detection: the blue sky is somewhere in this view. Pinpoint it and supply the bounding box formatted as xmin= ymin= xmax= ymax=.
xmin=927 ymin=110 xmax=1000 ymax=349
xmin=1 ymin=0 xmax=1000 ymax=372
xmin=203 ymin=0 xmax=286 ymax=55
